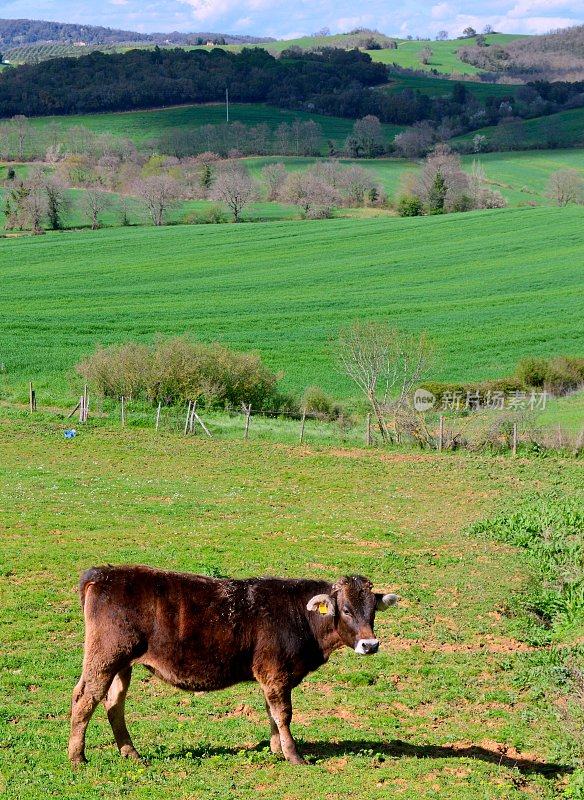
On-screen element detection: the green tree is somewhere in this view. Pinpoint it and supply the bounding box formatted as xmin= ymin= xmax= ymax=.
xmin=427 ymin=170 xmax=447 ymax=215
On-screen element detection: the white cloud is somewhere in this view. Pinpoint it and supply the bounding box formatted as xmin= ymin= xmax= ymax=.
xmin=334 ymin=15 xmax=374 ymax=32
xmin=431 ymin=3 xmax=453 ymax=20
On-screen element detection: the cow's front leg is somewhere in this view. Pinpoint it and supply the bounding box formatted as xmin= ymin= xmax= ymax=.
xmin=264 ymin=700 xmax=282 ymax=754
xmin=261 ymin=685 xmax=305 ymax=765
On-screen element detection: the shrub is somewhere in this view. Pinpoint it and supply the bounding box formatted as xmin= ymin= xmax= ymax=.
xmin=516 ymin=355 xmax=584 ymax=394
xmin=76 ymin=336 xmax=281 ymax=409
xmin=397 ymin=195 xmax=423 ymax=217
xmin=75 ymin=342 xmax=151 ymax=399
xmin=301 ymin=385 xmax=341 ymax=419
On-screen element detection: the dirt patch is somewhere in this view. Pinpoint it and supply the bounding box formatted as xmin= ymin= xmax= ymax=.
xmin=384 ymin=634 xmax=533 ymax=654
xmin=213 ymin=703 xmax=261 ymax=722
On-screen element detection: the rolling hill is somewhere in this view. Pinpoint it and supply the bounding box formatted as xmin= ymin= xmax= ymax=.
xmin=453 ymin=106 xmax=584 ymax=150
xmin=26 ymin=102 xmax=404 ymax=151
xmin=1 ymin=206 xmax=582 ymax=404
xmin=366 ymin=34 xmax=524 ymax=75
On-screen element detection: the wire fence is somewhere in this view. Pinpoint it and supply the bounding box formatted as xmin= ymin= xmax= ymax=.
xmin=9 ymin=386 xmax=584 ymax=456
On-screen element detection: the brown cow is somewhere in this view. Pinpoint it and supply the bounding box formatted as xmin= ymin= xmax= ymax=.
xmin=69 ymin=565 xmax=399 ymax=766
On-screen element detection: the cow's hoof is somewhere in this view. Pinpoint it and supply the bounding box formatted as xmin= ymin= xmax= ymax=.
xmin=287 ymin=755 xmax=307 ymax=766
xmin=70 ymin=755 xmax=88 ymax=768
xmin=120 ymin=745 xmax=142 ymax=761
xmin=270 ymin=735 xmax=283 ymax=755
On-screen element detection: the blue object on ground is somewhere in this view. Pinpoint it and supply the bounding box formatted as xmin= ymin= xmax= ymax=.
xmin=64 ymin=429 xmax=77 ymax=439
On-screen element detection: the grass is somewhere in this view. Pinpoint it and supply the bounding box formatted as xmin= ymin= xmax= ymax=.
xmin=453 ymin=108 xmax=584 ymax=149
xmin=379 ymin=74 xmax=519 ymax=99
xmin=27 ymin=103 xmax=403 ymax=150
xmin=0 ymin=416 xmax=582 ymax=798
xmin=365 ymin=34 xmax=524 ymax=75
xmin=1 ymin=205 xmax=583 ymax=405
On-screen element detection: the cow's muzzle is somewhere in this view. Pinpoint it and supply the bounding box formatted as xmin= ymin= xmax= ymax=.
xmin=355 ymin=638 xmax=379 ymax=655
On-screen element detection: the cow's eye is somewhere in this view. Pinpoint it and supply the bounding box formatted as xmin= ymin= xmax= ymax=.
xmin=342 ymin=606 xmax=353 ymax=616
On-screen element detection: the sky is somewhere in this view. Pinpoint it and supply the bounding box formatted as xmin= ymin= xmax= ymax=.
xmin=0 ymin=0 xmax=582 ymax=39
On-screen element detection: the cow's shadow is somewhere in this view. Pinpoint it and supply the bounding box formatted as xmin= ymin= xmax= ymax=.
xmin=162 ymin=738 xmax=573 ymax=776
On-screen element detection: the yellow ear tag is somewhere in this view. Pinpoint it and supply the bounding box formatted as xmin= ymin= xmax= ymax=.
xmin=318 ymin=602 xmax=329 ymax=615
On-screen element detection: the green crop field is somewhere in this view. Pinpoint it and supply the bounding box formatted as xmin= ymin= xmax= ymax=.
xmin=0 ymin=416 xmax=582 ymax=800
xmin=366 ymin=34 xmax=524 ymax=75
xmin=243 ymin=148 xmax=584 ymax=206
xmin=27 ymin=103 xmax=403 ymax=150
xmin=1 ymin=206 xmax=583 ymax=405
xmin=378 ymin=74 xmax=519 ymax=100
xmin=454 ymin=107 xmax=584 ymax=149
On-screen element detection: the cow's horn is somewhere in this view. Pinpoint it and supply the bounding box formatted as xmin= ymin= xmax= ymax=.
xmin=376 ymin=593 xmax=400 ymax=610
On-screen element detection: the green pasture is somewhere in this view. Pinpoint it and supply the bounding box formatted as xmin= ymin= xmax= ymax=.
xmin=1 ymin=206 xmax=583 ymax=404
xmin=0 ymin=417 xmax=582 ymax=799
xmin=454 ymin=107 xmax=584 ymax=149
xmin=27 ymin=103 xmax=403 ymax=150
xmin=366 ymin=34 xmax=524 ymax=75
xmin=379 ymin=74 xmax=519 ymax=99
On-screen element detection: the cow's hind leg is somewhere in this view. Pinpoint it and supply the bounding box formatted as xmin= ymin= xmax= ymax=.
xmin=103 ymin=666 xmax=141 ymax=760
xmin=69 ymin=667 xmax=116 ymax=766
xmin=261 ymin=685 xmax=304 ymax=765
xmin=264 ymin=700 xmax=282 ymax=754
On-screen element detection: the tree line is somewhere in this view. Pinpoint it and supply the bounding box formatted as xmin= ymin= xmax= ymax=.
xmin=0 ymin=47 xmax=387 ymax=118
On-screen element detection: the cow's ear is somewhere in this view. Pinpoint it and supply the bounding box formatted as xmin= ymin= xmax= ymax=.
xmin=375 ymin=593 xmax=400 ymax=611
xmin=307 ymin=594 xmax=335 ymax=617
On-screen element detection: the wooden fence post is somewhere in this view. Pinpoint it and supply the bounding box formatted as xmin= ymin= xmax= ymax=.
xmin=365 ymin=413 xmax=371 ymax=446
xmin=184 ymin=401 xmax=192 ymax=435
xmin=67 ymin=400 xmax=81 ymax=419
xmin=29 ymin=382 xmax=36 ymax=412
xmin=438 ymin=415 xmax=444 ymax=453
xmin=78 ymin=395 xmax=85 ymax=423
xmin=188 ymin=401 xmax=198 ymax=434
xmin=193 ymin=409 xmax=212 ymax=438
xmin=557 ymin=424 xmax=563 ymax=449
xmin=155 ymin=402 xmax=162 ymax=432
xmin=244 ymin=404 xmax=251 ymax=440
xmin=299 ymin=410 xmax=306 ymax=444
xmin=121 ymin=396 xmax=125 ymax=427
xmin=512 ymin=422 xmax=517 ymax=456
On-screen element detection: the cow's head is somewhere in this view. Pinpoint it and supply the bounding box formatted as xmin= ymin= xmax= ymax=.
xmin=306 ymin=575 xmax=399 ymax=655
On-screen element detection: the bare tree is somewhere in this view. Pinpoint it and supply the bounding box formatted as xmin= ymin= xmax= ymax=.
xmin=135 ymin=175 xmax=181 ymax=226
xmin=82 ymin=187 xmax=111 ymax=230
xmin=282 ymin=171 xmax=339 ymax=218
xmin=420 ymin=46 xmax=433 ymax=65
xmin=210 ymin=164 xmax=258 ymax=222
xmin=261 ymin=162 xmax=287 ymax=200
xmin=22 ymin=187 xmax=47 ymax=234
xmin=546 ymin=169 xmax=584 ymax=206
xmin=436 ymin=30 xmax=449 ymax=41
xmin=393 ymin=122 xmax=435 ymax=158
xmin=416 ymin=144 xmax=469 ymax=208
xmin=11 ymin=115 xmax=30 ymax=161
xmin=337 ymin=321 xmax=433 ymax=441
xmin=345 ymin=115 xmax=385 ymax=158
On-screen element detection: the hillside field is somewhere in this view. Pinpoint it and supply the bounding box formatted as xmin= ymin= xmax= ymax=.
xmin=1 ymin=206 xmax=583 ymax=405
xmin=26 ymin=103 xmax=403 ymax=151
xmin=454 ymin=107 xmax=584 ymax=149
xmin=366 ymin=34 xmax=524 ymax=75
xmin=241 ymin=148 xmax=584 ymax=207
